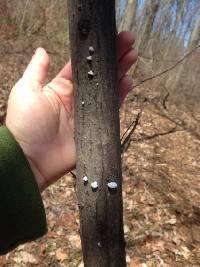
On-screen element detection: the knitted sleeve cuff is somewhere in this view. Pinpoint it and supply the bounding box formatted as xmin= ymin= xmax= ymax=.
xmin=0 ymin=126 xmax=47 ymax=254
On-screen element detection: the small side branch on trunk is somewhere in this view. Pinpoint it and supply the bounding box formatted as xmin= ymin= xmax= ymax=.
xmin=121 ymin=111 xmax=141 ymax=154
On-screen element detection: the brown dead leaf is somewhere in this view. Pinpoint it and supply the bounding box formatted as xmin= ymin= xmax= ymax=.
xmin=124 ymin=224 xmax=131 ymax=234
xmin=130 ymin=257 xmax=142 ymax=267
xmin=126 ymin=254 xmax=131 ymax=263
xmin=38 ymin=243 xmax=47 ymax=256
xmin=13 ymin=251 xmax=39 ymax=264
xmin=166 ymin=218 xmax=177 ymax=225
xmin=56 ymin=248 xmax=68 ymax=262
xmin=69 ymin=234 xmax=82 ymax=249
xmin=181 ymin=246 xmax=190 ymax=260
xmin=144 ymin=239 xmax=165 ymax=254
xmin=191 ymin=225 xmax=200 ymax=242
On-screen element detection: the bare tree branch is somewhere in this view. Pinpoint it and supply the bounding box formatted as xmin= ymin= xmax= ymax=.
xmin=121 ymin=111 xmax=141 ymax=154
xmin=162 ymin=92 xmax=170 ymax=110
xmin=70 ymin=171 xmax=76 ymax=179
xmin=134 ymin=44 xmax=200 ymax=88
xmin=132 ymin=127 xmax=180 ymax=143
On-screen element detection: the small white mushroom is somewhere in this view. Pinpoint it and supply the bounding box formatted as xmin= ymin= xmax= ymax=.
xmin=83 ymin=176 xmax=88 ymax=182
xmin=91 ymin=181 xmax=98 ymax=189
xmin=97 ymin=242 xmax=101 ymax=248
xmin=96 ymin=82 xmax=99 ymax=87
xmin=81 ymin=101 xmax=85 ymax=107
xmin=88 ymin=70 xmax=95 ymax=77
xmin=86 ymin=55 xmax=93 ymax=62
xmin=107 ymin=182 xmax=118 ymax=189
xmin=89 ymin=46 xmax=95 ymax=53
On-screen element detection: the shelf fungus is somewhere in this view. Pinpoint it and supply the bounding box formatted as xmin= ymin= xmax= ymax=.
xmin=89 ymin=46 xmax=95 ymax=54
xmin=86 ymin=55 xmax=93 ymax=62
xmin=83 ymin=176 xmax=88 ymax=183
xmin=88 ymin=70 xmax=95 ymax=78
xmin=107 ymin=182 xmax=118 ymax=189
xmin=91 ymin=181 xmax=98 ymax=190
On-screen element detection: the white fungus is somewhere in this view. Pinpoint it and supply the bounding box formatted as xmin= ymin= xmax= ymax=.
xmin=97 ymin=242 xmax=101 ymax=248
xmin=83 ymin=176 xmax=88 ymax=182
xmin=107 ymin=182 xmax=118 ymax=189
xmin=91 ymin=181 xmax=98 ymax=189
xmin=89 ymin=46 xmax=95 ymax=53
xmin=96 ymin=82 xmax=99 ymax=87
xmin=86 ymin=55 xmax=93 ymax=62
xmin=81 ymin=101 xmax=85 ymax=107
xmin=88 ymin=70 xmax=95 ymax=77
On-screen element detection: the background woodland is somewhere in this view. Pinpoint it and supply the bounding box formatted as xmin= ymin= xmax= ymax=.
xmin=0 ymin=0 xmax=200 ymax=266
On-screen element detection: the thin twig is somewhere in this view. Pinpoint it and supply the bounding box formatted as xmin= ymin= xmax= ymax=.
xmin=121 ymin=111 xmax=141 ymax=153
xmin=134 ymin=44 xmax=200 ymax=88
xmin=19 ymin=0 xmax=30 ymax=35
xmin=70 ymin=171 xmax=76 ymax=179
xmin=132 ymin=127 xmax=179 ymax=143
xmin=162 ymin=92 xmax=170 ymax=110
xmin=120 ymin=115 xmax=139 ymax=142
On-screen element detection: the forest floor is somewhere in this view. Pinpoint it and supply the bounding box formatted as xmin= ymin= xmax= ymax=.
xmin=1 ymin=2 xmax=200 ymax=266
xmin=1 ymin=89 xmax=200 ymax=267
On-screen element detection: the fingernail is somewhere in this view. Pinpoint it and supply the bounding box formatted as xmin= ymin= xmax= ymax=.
xmin=34 ymin=48 xmax=39 ymax=56
xmin=34 ymin=47 xmax=45 ymax=57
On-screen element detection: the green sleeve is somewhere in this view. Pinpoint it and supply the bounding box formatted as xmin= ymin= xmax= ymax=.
xmin=0 ymin=126 xmax=47 ymax=255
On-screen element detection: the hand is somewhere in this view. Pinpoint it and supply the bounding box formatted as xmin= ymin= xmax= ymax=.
xmin=6 ymin=31 xmax=137 ymax=192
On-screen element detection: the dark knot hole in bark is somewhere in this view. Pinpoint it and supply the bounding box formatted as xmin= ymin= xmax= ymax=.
xmin=78 ymin=18 xmax=91 ymax=39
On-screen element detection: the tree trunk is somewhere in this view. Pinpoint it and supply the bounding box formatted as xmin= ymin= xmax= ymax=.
xmin=68 ymin=1 xmax=126 ymax=266
xmin=138 ymin=0 xmax=159 ymax=53
xmin=119 ymin=0 xmax=137 ymax=32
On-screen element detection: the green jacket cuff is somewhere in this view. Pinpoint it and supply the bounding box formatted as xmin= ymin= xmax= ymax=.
xmin=0 ymin=126 xmax=47 ymax=254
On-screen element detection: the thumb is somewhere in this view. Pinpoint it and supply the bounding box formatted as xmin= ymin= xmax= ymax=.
xmin=23 ymin=48 xmax=50 ymax=85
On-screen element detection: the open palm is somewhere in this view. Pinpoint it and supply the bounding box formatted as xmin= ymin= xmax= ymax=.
xmin=6 ymin=32 xmax=137 ymax=191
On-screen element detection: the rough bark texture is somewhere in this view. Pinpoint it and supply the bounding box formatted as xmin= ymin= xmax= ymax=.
xmin=68 ymin=1 xmax=126 ymax=266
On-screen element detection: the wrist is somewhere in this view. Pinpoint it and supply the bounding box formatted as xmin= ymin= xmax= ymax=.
xmin=5 ymin=124 xmax=47 ymax=192
xmin=26 ymin=157 xmax=47 ymax=192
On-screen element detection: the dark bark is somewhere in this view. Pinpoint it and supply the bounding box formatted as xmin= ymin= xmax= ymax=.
xmin=68 ymin=1 xmax=126 ymax=266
